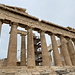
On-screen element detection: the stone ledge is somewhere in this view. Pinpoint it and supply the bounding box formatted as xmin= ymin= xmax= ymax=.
xmin=0 ymin=66 xmax=75 ymax=75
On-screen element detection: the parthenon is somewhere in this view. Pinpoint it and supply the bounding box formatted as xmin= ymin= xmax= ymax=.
xmin=0 ymin=4 xmax=75 ymax=75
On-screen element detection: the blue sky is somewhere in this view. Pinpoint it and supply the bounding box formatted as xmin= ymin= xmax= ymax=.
xmin=0 ymin=0 xmax=75 ymax=59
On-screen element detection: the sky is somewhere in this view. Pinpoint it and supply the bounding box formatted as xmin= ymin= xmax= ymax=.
xmin=0 ymin=0 xmax=75 ymax=59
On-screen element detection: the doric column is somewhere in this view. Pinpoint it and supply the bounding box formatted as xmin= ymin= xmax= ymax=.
xmin=0 ymin=19 xmax=3 ymax=36
xmin=51 ymin=34 xmax=62 ymax=66
xmin=20 ymin=34 xmax=26 ymax=66
xmin=40 ymin=31 xmax=50 ymax=66
xmin=67 ymin=38 xmax=75 ymax=66
xmin=7 ymin=22 xmax=18 ymax=66
xmin=60 ymin=36 xmax=72 ymax=66
xmin=59 ymin=51 xmax=65 ymax=66
xmin=27 ymin=27 xmax=35 ymax=67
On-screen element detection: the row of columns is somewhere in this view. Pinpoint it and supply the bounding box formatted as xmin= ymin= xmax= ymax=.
xmin=0 ymin=21 xmax=75 ymax=66
xmin=60 ymin=36 xmax=72 ymax=66
xmin=50 ymin=35 xmax=75 ymax=66
xmin=6 ymin=25 xmax=51 ymax=66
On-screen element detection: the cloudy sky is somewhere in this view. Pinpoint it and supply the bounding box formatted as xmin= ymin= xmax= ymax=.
xmin=0 ymin=0 xmax=75 ymax=59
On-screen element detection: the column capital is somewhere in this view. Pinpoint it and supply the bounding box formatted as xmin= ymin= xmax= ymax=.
xmin=56 ymin=34 xmax=64 ymax=38
xmin=10 ymin=22 xmax=19 ymax=27
xmin=57 ymin=34 xmax=71 ymax=40
xmin=65 ymin=37 xmax=71 ymax=41
xmin=20 ymin=34 xmax=26 ymax=36
xmin=9 ymin=23 xmax=18 ymax=34
xmin=72 ymin=38 xmax=75 ymax=41
xmin=25 ymin=26 xmax=33 ymax=30
xmin=64 ymin=36 xmax=70 ymax=39
xmin=17 ymin=30 xmax=27 ymax=36
xmin=48 ymin=32 xmax=55 ymax=36
xmin=38 ymin=29 xmax=45 ymax=33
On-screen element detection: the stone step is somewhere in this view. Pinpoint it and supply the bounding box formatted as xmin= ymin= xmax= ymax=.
xmin=0 ymin=66 xmax=75 ymax=75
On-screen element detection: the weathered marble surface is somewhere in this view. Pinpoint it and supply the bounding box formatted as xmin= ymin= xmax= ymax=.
xmin=0 ymin=66 xmax=75 ymax=75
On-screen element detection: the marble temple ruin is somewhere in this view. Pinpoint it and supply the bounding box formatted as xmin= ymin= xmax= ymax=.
xmin=0 ymin=4 xmax=75 ymax=75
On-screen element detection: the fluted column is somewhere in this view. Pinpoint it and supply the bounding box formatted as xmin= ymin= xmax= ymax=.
xmin=51 ymin=34 xmax=62 ymax=66
xmin=0 ymin=19 xmax=3 ymax=36
xmin=40 ymin=31 xmax=50 ymax=66
xmin=20 ymin=34 xmax=26 ymax=66
xmin=60 ymin=36 xmax=72 ymax=66
xmin=27 ymin=27 xmax=35 ymax=67
xmin=59 ymin=51 xmax=65 ymax=66
xmin=67 ymin=38 xmax=75 ymax=65
xmin=7 ymin=22 xmax=18 ymax=66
